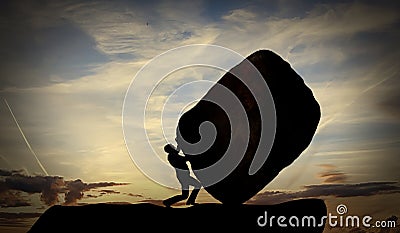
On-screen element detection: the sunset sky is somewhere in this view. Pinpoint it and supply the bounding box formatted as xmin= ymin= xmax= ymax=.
xmin=0 ymin=1 xmax=399 ymax=232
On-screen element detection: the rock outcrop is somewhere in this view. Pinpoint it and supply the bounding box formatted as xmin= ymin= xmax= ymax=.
xmin=29 ymin=200 xmax=326 ymax=233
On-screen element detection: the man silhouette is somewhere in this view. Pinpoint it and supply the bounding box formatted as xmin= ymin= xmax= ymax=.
xmin=163 ymin=144 xmax=201 ymax=207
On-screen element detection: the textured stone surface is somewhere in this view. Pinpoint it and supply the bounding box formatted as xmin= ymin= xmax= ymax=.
xmin=177 ymin=50 xmax=321 ymax=204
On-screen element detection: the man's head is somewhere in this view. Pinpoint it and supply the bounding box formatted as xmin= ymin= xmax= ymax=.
xmin=164 ymin=144 xmax=178 ymax=154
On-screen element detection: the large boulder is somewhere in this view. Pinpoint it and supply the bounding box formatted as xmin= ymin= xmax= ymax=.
xmin=177 ymin=50 xmax=320 ymax=204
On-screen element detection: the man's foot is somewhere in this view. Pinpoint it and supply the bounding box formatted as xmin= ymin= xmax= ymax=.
xmin=186 ymin=201 xmax=197 ymax=206
xmin=163 ymin=200 xmax=171 ymax=208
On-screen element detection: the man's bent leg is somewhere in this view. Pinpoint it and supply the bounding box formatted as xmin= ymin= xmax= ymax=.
xmin=186 ymin=188 xmax=200 ymax=205
xmin=186 ymin=176 xmax=201 ymax=205
xmin=163 ymin=189 xmax=189 ymax=207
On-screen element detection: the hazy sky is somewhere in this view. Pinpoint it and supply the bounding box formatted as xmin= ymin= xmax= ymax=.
xmin=0 ymin=1 xmax=399 ymax=232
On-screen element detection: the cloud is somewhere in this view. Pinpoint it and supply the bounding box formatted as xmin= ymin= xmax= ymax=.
xmin=125 ymin=193 xmax=144 ymax=198
xmin=0 ymin=190 xmax=30 ymax=208
xmin=65 ymin=179 xmax=125 ymax=205
xmin=0 ymin=212 xmax=42 ymax=227
xmin=248 ymin=182 xmax=400 ymax=205
xmin=0 ymin=169 xmax=127 ymax=207
xmin=317 ymin=164 xmax=347 ymax=183
xmin=0 ymin=1 xmax=108 ymax=89
xmin=2 ymin=173 xmax=65 ymax=206
xmin=59 ymin=0 xmax=213 ymax=59
xmin=214 ymin=1 xmax=400 ymax=60
xmin=319 ymin=171 xmax=347 ymax=183
xmin=222 ymin=9 xmax=257 ymax=22
xmin=86 ymin=194 xmax=98 ymax=198
xmin=98 ymin=189 xmax=120 ymax=195
xmin=64 ymin=179 xmax=84 ymax=205
xmin=304 ymin=182 xmax=400 ymax=197
xmin=0 ymin=212 xmax=42 ymax=219
xmin=0 ymin=169 xmax=13 ymax=176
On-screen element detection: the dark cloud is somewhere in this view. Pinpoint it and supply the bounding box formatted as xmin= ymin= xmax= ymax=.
xmin=0 ymin=211 xmax=42 ymax=227
xmin=248 ymin=182 xmax=400 ymax=205
xmin=319 ymin=171 xmax=347 ymax=183
xmin=305 ymin=182 xmax=400 ymax=197
xmin=0 ymin=212 xmax=42 ymax=219
xmin=98 ymin=189 xmax=120 ymax=195
xmin=318 ymin=164 xmax=347 ymax=183
xmin=0 ymin=169 xmax=127 ymax=207
xmin=0 ymin=190 xmax=30 ymax=208
xmin=64 ymin=179 xmax=84 ymax=205
xmin=0 ymin=170 xmax=12 ymax=176
xmin=86 ymin=194 xmax=98 ymax=198
xmin=2 ymin=173 xmax=65 ymax=206
xmin=0 ymin=169 xmax=26 ymax=176
xmin=126 ymin=193 xmax=144 ymax=198
xmin=64 ymin=179 xmax=124 ymax=205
